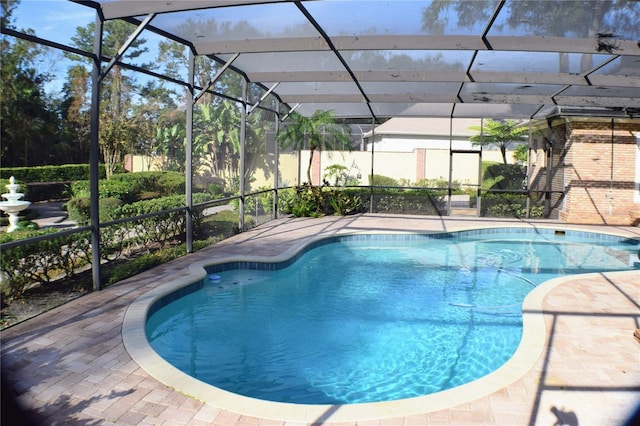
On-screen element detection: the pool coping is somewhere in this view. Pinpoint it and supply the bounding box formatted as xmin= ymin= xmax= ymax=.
xmin=121 ymin=224 xmax=640 ymax=423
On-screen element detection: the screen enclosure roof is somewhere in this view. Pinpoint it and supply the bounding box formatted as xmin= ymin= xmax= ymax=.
xmin=86 ymin=0 xmax=640 ymax=120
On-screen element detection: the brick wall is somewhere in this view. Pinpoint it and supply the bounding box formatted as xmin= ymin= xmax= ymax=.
xmin=311 ymin=152 xmax=321 ymax=185
xmin=415 ymin=148 xmax=426 ymax=181
xmin=558 ymin=118 xmax=639 ymax=225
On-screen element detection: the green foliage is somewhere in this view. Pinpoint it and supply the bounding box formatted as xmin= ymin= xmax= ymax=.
xmin=369 ymin=174 xmax=398 ymax=187
xmin=323 ymin=164 xmax=359 ymax=186
xmin=372 ymin=188 xmax=447 ymax=215
xmin=70 ymin=179 xmax=136 ymax=203
xmin=483 ymin=163 xmax=526 ymax=190
xmin=279 ymin=183 xmax=366 ymax=217
xmin=256 ymin=187 xmax=274 ymax=214
xmin=194 ymin=209 xmax=240 ymax=241
xmin=513 ymin=144 xmax=528 ymax=163
xmin=0 ymin=164 xmax=107 ymax=183
xmin=1 ymin=9 xmax=65 ymax=167
xmin=208 ymin=182 xmax=226 ymax=197
xmin=277 ymin=188 xmax=297 ymax=215
xmin=65 ymin=197 xmax=90 ymax=224
xmin=278 ymin=110 xmax=352 ymax=184
xmin=69 ymin=172 xmax=186 ymax=211
xmin=0 ymin=200 xmax=241 ymax=301
xmin=107 ymin=193 xmax=211 ymax=248
xmin=0 ymin=229 xmax=92 ymax=301
xmin=469 ymin=119 xmax=528 ymax=164
xmin=109 ymin=171 xmax=185 ymax=196
xmin=291 ymin=184 xmax=325 ymax=217
xmin=157 ymin=171 xmax=185 ymax=195
xmin=102 ymin=245 xmax=186 ymax=286
xmin=64 ymin=196 xmax=124 ymax=225
xmin=415 ymin=178 xmax=448 ymax=189
xmin=155 ymin=123 xmax=186 ymax=172
xmin=99 ymin=198 xmax=124 ymax=222
xmin=481 ymin=193 xmax=544 ymax=218
xmin=329 ymin=191 xmax=364 ymax=216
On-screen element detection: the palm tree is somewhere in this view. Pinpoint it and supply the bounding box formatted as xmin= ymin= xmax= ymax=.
xmin=278 ymin=110 xmax=352 ymax=184
xmin=469 ymin=119 xmax=528 ymax=164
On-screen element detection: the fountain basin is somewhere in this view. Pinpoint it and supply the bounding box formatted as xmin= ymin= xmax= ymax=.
xmin=1 ymin=177 xmax=32 ymax=232
xmin=0 ymin=200 xmax=31 ymax=214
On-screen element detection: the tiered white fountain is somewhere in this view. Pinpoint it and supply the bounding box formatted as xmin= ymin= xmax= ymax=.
xmin=0 ymin=176 xmax=31 ymax=232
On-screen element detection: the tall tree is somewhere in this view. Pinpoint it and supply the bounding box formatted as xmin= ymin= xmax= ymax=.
xmin=69 ymin=20 xmax=149 ymax=176
xmin=278 ymin=110 xmax=352 ymax=184
xmin=132 ymin=80 xmax=181 ymax=170
xmin=1 ymin=0 xmax=60 ymax=166
xmin=58 ymin=65 xmax=91 ymax=163
xmin=468 ymin=119 xmax=528 ymax=164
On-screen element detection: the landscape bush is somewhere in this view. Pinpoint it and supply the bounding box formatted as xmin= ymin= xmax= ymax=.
xmin=0 ymin=164 xmax=107 ymax=183
xmin=372 ymin=188 xmax=447 ymax=215
xmin=1 ymin=192 xmax=217 ymax=301
xmin=70 ymin=179 xmax=137 ymax=203
xmin=482 ymin=163 xmax=526 ymax=190
xmin=278 ymin=183 xmax=366 ymax=217
xmin=481 ymin=193 xmax=543 ymax=218
xmin=369 ymin=174 xmax=398 ymax=187
xmin=0 ymin=228 xmax=92 ymax=302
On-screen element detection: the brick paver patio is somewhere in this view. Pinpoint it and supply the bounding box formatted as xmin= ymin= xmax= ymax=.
xmin=2 ymin=214 xmax=639 ymax=425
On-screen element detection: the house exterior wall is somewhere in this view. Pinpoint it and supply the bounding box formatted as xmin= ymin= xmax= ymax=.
xmin=127 ymin=149 xmax=507 ymax=189
xmin=529 ymin=117 xmax=640 ymax=225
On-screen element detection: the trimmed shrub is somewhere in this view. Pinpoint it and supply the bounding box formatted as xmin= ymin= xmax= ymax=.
xmin=483 ymin=163 xmax=526 ymax=190
xmin=157 ymin=172 xmax=185 ymax=195
xmin=369 ymin=174 xmax=398 ymax=187
xmin=70 ymin=179 xmax=138 ymax=203
xmin=372 ymin=188 xmax=447 ymax=215
xmin=481 ymin=193 xmax=543 ymax=218
xmin=65 ymin=197 xmax=91 ymax=224
xmin=0 ymin=164 xmax=107 ymax=182
xmin=0 ymin=228 xmax=92 ymax=301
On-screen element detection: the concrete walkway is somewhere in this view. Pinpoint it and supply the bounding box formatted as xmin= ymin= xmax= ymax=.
xmin=1 ymin=214 xmax=639 ymax=425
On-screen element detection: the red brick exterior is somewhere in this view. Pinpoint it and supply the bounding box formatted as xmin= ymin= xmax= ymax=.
xmin=415 ymin=148 xmax=426 ymax=181
xmin=530 ymin=117 xmax=639 ymax=225
xmin=311 ymin=151 xmax=321 ymax=185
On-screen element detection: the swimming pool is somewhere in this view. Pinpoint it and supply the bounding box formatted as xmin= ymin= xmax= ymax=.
xmin=143 ymin=228 xmax=638 ymax=406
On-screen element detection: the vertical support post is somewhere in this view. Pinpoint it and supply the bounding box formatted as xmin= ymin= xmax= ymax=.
xmin=447 ymin=117 xmax=454 ymax=216
xmin=477 ymin=145 xmax=483 ymax=217
xmin=239 ymin=78 xmax=247 ymax=231
xmin=369 ymin=116 xmax=375 ymax=213
xmin=89 ymin=12 xmax=103 ymax=291
xmin=273 ymin=100 xmax=280 ymax=218
xmin=609 ymin=118 xmax=614 ymax=217
xmin=478 ymin=118 xmax=485 ymax=216
xmin=525 ymin=121 xmax=532 ymax=218
xmin=185 ymin=50 xmax=195 ymax=253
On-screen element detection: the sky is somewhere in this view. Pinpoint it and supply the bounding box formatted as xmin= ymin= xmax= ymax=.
xmin=11 ymin=0 xmax=165 ymax=93
xmin=12 ymin=0 xmax=94 ymax=47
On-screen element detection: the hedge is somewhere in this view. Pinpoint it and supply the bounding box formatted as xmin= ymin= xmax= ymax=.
xmin=0 ymin=192 xmax=216 ymax=301
xmin=0 ymin=164 xmax=107 ymax=182
xmin=0 ymin=228 xmax=92 ymax=301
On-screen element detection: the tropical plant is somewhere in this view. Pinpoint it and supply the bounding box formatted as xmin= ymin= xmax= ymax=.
xmin=155 ymin=123 xmax=186 ymax=172
xmin=69 ymin=19 xmax=150 ymax=176
xmin=468 ymin=119 xmax=528 ymax=164
xmin=278 ymin=110 xmax=352 ymax=184
xmin=513 ymin=144 xmax=528 ymax=164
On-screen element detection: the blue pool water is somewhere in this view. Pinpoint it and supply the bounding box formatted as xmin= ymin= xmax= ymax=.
xmin=146 ymin=229 xmax=638 ymax=404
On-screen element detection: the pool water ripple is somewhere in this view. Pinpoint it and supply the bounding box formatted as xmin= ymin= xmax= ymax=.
xmin=145 ymin=231 xmax=638 ymax=405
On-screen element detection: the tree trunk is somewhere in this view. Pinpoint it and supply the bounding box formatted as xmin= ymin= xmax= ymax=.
xmin=307 ymin=148 xmax=315 ymax=184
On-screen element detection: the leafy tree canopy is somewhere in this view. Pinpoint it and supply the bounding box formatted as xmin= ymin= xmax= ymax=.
xmin=278 ymin=110 xmax=352 ymax=184
xmin=468 ymin=119 xmax=528 ymax=164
